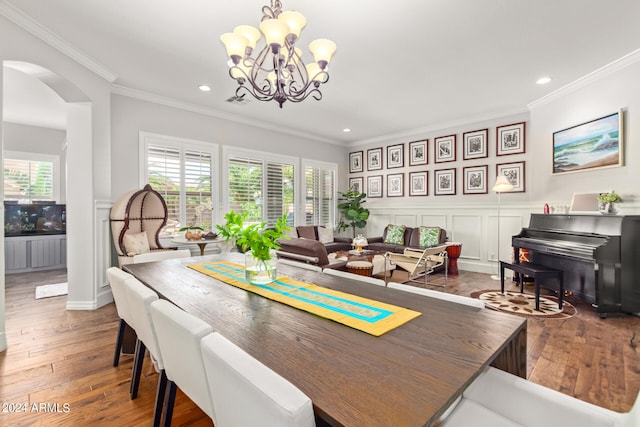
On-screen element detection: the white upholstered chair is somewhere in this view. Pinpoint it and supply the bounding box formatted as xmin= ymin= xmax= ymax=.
xmin=201 ymin=332 xmax=316 ymax=427
xmin=121 ymin=275 xmax=168 ymax=426
xmin=106 ymin=267 xmax=135 ymax=367
xmin=441 ymin=366 xmax=640 ymax=427
xmin=323 ymin=267 xmax=386 ymax=286
xmin=149 ymin=299 xmax=215 ymax=426
xmin=387 ymin=282 xmax=485 ymax=309
xmin=132 ymin=248 xmax=191 ymax=263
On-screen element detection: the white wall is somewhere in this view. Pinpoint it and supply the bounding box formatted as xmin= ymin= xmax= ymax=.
xmin=110 ymin=94 xmax=347 ymax=226
xmin=348 ymin=53 xmax=640 ymax=274
xmin=2 ymin=121 xmax=67 ymax=202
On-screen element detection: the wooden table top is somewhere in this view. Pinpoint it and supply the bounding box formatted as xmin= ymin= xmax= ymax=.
xmin=125 ymin=253 xmax=526 ymax=427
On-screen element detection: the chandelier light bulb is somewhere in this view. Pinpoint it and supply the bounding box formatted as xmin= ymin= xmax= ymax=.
xmin=260 ymin=18 xmax=289 ymax=50
xmin=278 ymin=10 xmax=306 ymax=39
xmin=220 ymin=33 xmax=249 ymax=63
xmin=309 ymin=39 xmax=336 ymax=69
xmin=233 ymin=25 xmax=261 ymax=51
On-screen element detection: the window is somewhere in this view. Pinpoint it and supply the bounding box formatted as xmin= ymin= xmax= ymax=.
xmin=140 ymin=133 xmax=217 ymax=238
xmin=3 ymin=151 xmax=59 ymax=203
xmin=303 ymin=160 xmax=336 ymax=227
xmin=224 ymin=148 xmax=296 ymax=226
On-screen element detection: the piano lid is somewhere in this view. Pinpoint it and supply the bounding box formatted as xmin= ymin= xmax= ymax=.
xmin=529 ymin=214 xmax=624 ymax=237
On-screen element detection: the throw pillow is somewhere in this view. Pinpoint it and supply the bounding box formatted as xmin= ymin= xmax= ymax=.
xmin=419 ymin=227 xmax=440 ymax=248
xmin=384 ymin=225 xmax=405 ymax=245
xmin=123 ymin=231 xmax=151 ymax=256
xmin=317 ymin=226 xmax=334 ymax=244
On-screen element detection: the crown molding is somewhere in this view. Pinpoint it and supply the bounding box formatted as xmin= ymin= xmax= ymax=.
xmin=346 ymin=107 xmax=529 ymax=148
xmin=0 ymin=0 xmax=117 ymax=83
xmin=111 ymin=84 xmax=341 ymax=146
xmin=528 ymin=48 xmax=640 ymax=111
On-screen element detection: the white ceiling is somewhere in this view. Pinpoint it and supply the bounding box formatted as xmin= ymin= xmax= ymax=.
xmin=3 ymin=0 xmax=640 ymax=145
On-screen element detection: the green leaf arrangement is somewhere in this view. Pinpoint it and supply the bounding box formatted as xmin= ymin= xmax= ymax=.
xmin=216 ymin=210 xmax=291 ymax=261
xmin=598 ymin=191 xmax=622 ymax=203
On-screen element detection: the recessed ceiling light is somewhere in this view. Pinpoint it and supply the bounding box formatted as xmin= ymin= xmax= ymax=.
xmin=343 ymin=128 xmax=351 ymax=133
xmin=536 ymin=77 xmax=552 ymax=85
xmin=198 ymin=84 xmax=211 ymax=92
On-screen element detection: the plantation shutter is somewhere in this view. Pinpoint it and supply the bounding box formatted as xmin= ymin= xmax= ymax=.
xmin=266 ymin=161 xmax=294 ymax=226
xmin=228 ymin=157 xmax=263 ymax=223
xmin=3 ymin=158 xmax=54 ymax=202
xmin=304 ymin=164 xmax=335 ymax=227
xmin=147 ymin=143 xmax=213 ymax=237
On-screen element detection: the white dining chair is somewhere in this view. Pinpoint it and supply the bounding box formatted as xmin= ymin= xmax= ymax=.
xmin=132 ymin=248 xmax=191 ymax=263
xmin=121 ymin=275 xmax=168 ymax=426
xmin=149 ymin=299 xmax=216 ymax=426
xmin=201 ymin=332 xmax=316 ymax=427
xmin=323 ymin=267 xmax=386 ymax=286
xmin=441 ymin=366 xmax=640 ymax=427
xmin=278 ymin=258 xmax=323 ymax=272
xmin=105 ymin=267 xmax=135 ymax=367
xmin=387 ymin=282 xmax=485 ymax=309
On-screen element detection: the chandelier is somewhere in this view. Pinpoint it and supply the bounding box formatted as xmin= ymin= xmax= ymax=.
xmin=220 ymin=0 xmax=336 ymax=108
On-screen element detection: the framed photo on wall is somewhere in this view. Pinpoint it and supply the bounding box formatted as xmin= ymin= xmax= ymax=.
xmin=367 ymin=147 xmax=383 ymax=171
xmin=387 ymin=144 xmax=404 ymax=168
xmin=434 ymin=168 xmax=456 ymax=196
xmin=409 ymin=139 xmax=428 ymax=166
xmin=496 ymin=122 xmax=526 ymax=156
xmin=463 ymin=165 xmax=488 ymax=194
xmin=409 ymin=171 xmax=428 ymax=196
xmin=367 ymin=175 xmax=383 ymax=197
xmin=349 ymin=151 xmax=363 ymax=173
xmin=349 ymin=177 xmax=364 ymax=193
xmin=387 ymin=173 xmax=404 ymax=197
xmin=496 ymin=161 xmax=526 ymax=192
xmin=434 ymin=135 xmax=456 ymax=163
xmin=552 ymin=111 xmax=623 ymax=175
xmin=463 ymin=129 xmax=488 ymax=160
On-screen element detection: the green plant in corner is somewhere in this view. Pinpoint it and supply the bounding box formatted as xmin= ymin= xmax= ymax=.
xmin=336 ymin=187 xmax=369 ymax=238
xmin=216 ymin=210 xmax=291 ymax=261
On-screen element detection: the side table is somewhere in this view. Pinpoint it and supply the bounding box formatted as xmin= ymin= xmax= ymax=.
xmin=171 ymin=237 xmax=224 ymax=256
xmin=445 ymin=242 xmax=462 ymax=275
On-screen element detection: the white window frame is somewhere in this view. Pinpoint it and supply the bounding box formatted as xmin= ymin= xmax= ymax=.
xmin=139 ymin=132 xmax=219 ymax=236
xmin=3 ymin=150 xmax=61 ymax=203
xmin=222 ymin=146 xmax=299 ymax=225
xmin=301 ymin=158 xmax=338 ymax=228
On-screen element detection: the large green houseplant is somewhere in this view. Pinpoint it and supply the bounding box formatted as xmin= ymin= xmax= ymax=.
xmin=336 ymin=187 xmax=369 ymax=238
xmin=216 ymin=210 xmax=290 ymax=284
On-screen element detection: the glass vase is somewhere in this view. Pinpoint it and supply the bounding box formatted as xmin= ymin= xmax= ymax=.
xmin=598 ymin=202 xmax=618 ymax=215
xmin=244 ymin=250 xmax=277 ymax=284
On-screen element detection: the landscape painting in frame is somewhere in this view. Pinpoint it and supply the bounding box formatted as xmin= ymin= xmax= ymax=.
xmin=553 ymin=111 xmax=623 ymax=175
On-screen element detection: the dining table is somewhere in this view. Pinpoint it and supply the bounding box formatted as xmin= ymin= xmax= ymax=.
xmin=124 ymin=253 xmax=527 ymax=427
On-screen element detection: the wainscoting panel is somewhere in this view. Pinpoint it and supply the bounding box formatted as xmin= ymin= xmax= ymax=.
xmin=420 ymin=215 xmax=447 ymax=229
xmin=451 ymin=215 xmax=483 ymax=260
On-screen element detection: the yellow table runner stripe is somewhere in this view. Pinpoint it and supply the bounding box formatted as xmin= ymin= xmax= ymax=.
xmin=188 ymin=261 xmax=421 ymax=336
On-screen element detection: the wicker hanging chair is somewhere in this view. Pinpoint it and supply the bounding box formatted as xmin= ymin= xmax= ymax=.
xmin=110 ymin=184 xmax=172 ymax=266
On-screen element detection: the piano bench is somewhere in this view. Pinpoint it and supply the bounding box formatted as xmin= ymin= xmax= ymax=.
xmin=499 ymin=261 xmax=564 ymax=311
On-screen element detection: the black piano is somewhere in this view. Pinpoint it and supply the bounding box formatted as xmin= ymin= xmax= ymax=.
xmin=512 ymin=214 xmax=640 ymax=317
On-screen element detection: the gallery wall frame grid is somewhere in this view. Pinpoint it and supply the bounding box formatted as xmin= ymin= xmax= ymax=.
xmin=462 ymin=165 xmax=488 ymax=194
xmin=387 ymin=144 xmax=404 ymax=169
xmin=434 ymin=168 xmax=456 ymax=196
xmin=463 ymin=128 xmax=488 ymax=160
xmin=434 ymin=134 xmax=457 ymax=163
xmin=409 ymin=171 xmax=428 ymax=196
xmin=367 ymin=175 xmax=383 ymax=197
xmin=349 ymin=151 xmax=363 ymax=173
xmin=496 ymin=161 xmax=525 ymax=193
xmin=496 ymin=122 xmax=526 ymax=156
xmin=409 ymin=139 xmax=428 ymax=166
xmin=387 ymin=173 xmax=404 ymax=197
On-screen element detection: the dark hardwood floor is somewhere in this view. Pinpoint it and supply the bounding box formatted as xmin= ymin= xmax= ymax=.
xmin=1 ymin=267 xmax=639 ymax=426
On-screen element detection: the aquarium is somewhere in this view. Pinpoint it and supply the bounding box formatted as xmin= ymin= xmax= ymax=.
xmin=4 ymin=202 xmax=66 ymax=236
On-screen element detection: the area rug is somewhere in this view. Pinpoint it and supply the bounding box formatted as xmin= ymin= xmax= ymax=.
xmin=35 ymin=282 xmax=68 ymax=299
xmin=471 ymin=289 xmax=576 ymax=319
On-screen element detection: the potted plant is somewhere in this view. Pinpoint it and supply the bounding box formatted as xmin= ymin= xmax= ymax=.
xmin=179 ymin=225 xmax=204 ymax=240
xmin=336 ymin=187 xmax=369 ymax=238
xmin=216 ymin=210 xmax=291 ymax=284
xmin=597 ymin=191 xmax=622 ymax=215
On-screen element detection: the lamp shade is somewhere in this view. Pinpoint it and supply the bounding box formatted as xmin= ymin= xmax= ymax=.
xmin=220 ymin=33 xmax=249 ymax=59
xmin=233 ymin=25 xmax=261 ymax=50
xmin=309 ymin=39 xmax=336 ymax=68
xmin=492 ymin=174 xmax=514 ymax=193
xmin=260 ymin=18 xmax=289 ymax=48
xmin=278 ymin=10 xmax=306 ymax=38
